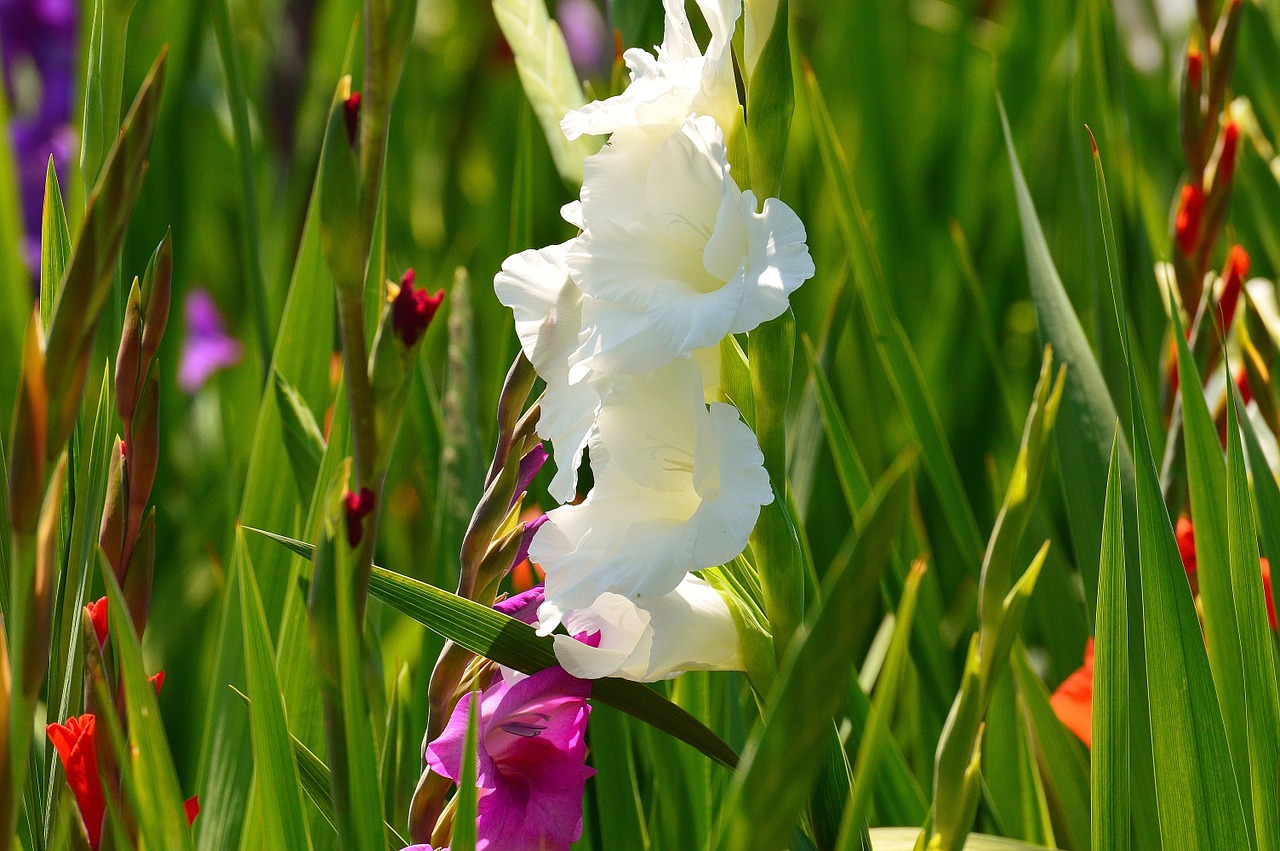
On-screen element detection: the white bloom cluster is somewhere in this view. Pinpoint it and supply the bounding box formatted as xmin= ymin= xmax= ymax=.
xmin=494 ymin=0 xmax=813 ymax=680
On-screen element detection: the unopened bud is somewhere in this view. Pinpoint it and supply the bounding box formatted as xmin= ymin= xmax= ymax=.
xmin=1182 ymin=42 xmax=1206 ymax=172
xmin=86 ymin=598 xmax=108 ymax=647
xmin=9 ymin=310 xmax=48 ymax=536
xmin=115 ymin=279 xmax=143 ymax=424
xmin=390 ymin=269 xmax=444 ymax=347
xmin=139 ymin=230 xmax=173 ymax=369
xmin=1218 ymin=245 xmax=1249 ymax=329
xmin=344 ymin=487 xmax=376 ymax=547
xmin=150 ymin=671 xmax=165 ymax=693
xmin=343 ymin=91 xmax=362 ymax=148
xmin=99 ymin=437 xmax=127 ymax=582
xmin=1175 ymin=183 xmax=1205 ymax=256
xmin=1215 ymin=119 xmax=1241 ymax=190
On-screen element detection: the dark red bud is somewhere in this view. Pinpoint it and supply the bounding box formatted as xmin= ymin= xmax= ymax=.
xmin=343 ymin=91 xmax=362 ymax=147
xmin=1187 ymin=45 xmax=1202 ymax=88
xmin=1175 ymin=182 xmax=1205 ymax=256
xmin=1217 ymin=119 xmax=1240 ymax=188
xmin=391 ymin=268 xmax=444 ymax=347
xmin=344 ymin=487 xmax=376 ymax=547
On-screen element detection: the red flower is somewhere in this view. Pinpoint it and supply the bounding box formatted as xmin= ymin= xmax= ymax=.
xmin=86 ymin=597 xmax=108 ymax=647
xmin=1051 ymin=639 xmax=1094 ymax=748
xmin=46 ymin=715 xmax=106 ymax=849
xmin=390 ymin=268 xmax=444 ymax=347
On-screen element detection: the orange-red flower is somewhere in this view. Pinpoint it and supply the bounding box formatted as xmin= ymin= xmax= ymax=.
xmin=47 ymin=712 xmax=199 ymax=849
xmin=46 ymin=715 xmax=107 ymax=849
xmin=1053 ymin=521 xmax=1278 ymax=747
xmin=1050 ymin=639 xmax=1094 ymax=748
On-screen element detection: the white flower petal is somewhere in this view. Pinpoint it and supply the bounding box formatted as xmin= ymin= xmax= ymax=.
xmin=531 ymin=362 xmax=770 ymax=610
xmin=559 ymin=0 xmax=739 ymax=140
xmin=493 ymin=241 xmax=601 ymax=501
xmin=550 ymin=576 xmax=742 ymax=681
xmin=566 ymin=116 xmax=812 ymax=375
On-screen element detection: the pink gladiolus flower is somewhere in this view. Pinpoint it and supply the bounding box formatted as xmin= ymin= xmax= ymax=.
xmin=425 ymin=665 xmax=593 ymax=851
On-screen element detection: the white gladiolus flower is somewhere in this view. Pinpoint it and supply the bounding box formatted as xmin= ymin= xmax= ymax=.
xmin=565 ymin=115 xmax=814 ymax=379
xmin=494 ymin=241 xmax=604 ymax=501
xmin=530 ymin=359 xmax=773 ymax=611
xmin=560 ymin=0 xmax=741 ymax=140
xmin=540 ymin=575 xmax=743 ymax=681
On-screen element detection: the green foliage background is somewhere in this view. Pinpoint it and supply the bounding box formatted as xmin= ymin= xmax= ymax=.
xmin=7 ymin=0 xmax=1280 ymax=848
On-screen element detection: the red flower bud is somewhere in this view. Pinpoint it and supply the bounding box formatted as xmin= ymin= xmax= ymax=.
xmin=1219 ymin=245 xmax=1249 ymax=330
xmin=86 ymin=597 xmax=108 ymax=647
xmin=391 ymin=269 xmax=444 ymax=347
xmin=47 ymin=715 xmax=106 ymax=849
xmin=150 ymin=670 xmax=165 ymax=693
xmin=1187 ymin=45 xmax=1202 ymax=89
xmin=344 ymin=487 xmax=376 ymax=547
xmin=1175 ymin=183 xmax=1205 ymax=256
xmin=343 ymin=91 xmax=362 ymax=147
xmin=1217 ymin=119 xmax=1241 ymax=189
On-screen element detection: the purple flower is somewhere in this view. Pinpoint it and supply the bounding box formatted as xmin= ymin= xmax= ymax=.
xmin=494 ymin=585 xmax=546 ymax=625
xmin=556 ymin=0 xmax=609 ymax=79
xmin=425 ymin=666 xmax=593 ymax=851
xmin=178 ymin=289 xmax=243 ymax=393
xmin=510 ymin=444 xmax=549 ymax=509
xmin=0 ymin=0 xmax=77 ymax=273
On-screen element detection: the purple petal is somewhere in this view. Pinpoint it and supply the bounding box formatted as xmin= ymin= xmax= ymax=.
xmin=424 ymin=665 xmax=593 ymax=851
xmin=555 ymin=0 xmax=609 ymax=79
xmin=509 ymin=515 xmax=548 ymax=577
xmin=510 ymin=444 xmax=549 ymax=508
xmin=494 ymin=585 xmax=545 ymax=625
xmin=179 ymin=289 xmax=243 ymax=393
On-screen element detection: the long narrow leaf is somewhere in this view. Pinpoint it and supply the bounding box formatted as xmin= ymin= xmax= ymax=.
xmin=244 ymin=526 xmax=740 ymax=768
xmin=1092 ymin=438 xmax=1128 ymax=851
xmin=236 ymin=533 xmax=312 ymax=851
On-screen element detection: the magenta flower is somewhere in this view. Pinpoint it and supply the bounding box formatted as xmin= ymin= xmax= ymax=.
xmin=425 ymin=665 xmax=593 ymax=851
xmin=178 ymin=288 xmax=243 ymax=394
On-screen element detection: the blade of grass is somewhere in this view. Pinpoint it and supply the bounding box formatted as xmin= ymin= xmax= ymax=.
xmin=1225 ymin=382 xmax=1280 ymax=851
xmin=1092 ymin=437 xmax=1128 ymax=851
xmin=452 ymin=694 xmax=480 ymax=851
xmin=210 ymin=0 xmax=273 ymax=365
xmin=836 ymin=561 xmax=925 ymax=850
xmin=712 ymin=455 xmax=912 ymax=851
xmin=803 ymin=63 xmax=985 ymax=570
xmin=1009 ymin=648 xmax=1090 ymax=851
xmin=1130 ymin=364 xmax=1250 ymax=849
xmin=1168 ymin=307 xmax=1252 ymax=829
xmin=103 ymin=568 xmax=194 ymax=850
xmin=236 ymin=532 xmax=312 ymax=851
